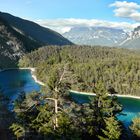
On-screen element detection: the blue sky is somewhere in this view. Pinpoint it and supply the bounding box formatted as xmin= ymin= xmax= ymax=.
xmin=0 ymin=0 xmax=138 ymax=20
xmin=0 ymin=0 xmax=140 ymax=33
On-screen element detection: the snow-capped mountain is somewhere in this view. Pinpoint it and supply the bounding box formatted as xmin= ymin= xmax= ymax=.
xmin=120 ymin=26 xmax=140 ymax=49
xmin=63 ymin=26 xmax=128 ymax=46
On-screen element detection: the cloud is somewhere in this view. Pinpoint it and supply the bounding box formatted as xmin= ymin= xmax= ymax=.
xmin=36 ymin=18 xmax=139 ymax=34
xmin=109 ymin=1 xmax=140 ymax=22
xmin=35 ymin=1 xmax=140 ymax=34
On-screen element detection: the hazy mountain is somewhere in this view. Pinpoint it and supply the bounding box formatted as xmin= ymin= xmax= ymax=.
xmin=0 ymin=12 xmax=73 ymax=46
xmin=63 ymin=26 xmax=128 ymax=46
xmin=120 ymin=26 xmax=140 ymax=49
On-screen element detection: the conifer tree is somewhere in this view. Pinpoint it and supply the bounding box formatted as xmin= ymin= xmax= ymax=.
xmin=98 ymin=117 xmax=121 ymax=140
xmin=130 ymin=117 xmax=140 ymax=138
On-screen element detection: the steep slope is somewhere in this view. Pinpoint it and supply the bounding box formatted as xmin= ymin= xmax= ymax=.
xmin=120 ymin=26 xmax=140 ymax=49
xmin=0 ymin=12 xmax=73 ymax=46
xmin=0 ymin=16 xmax=41 ymax=68
xmin=63 ymin=26 xmax=128 ymax=46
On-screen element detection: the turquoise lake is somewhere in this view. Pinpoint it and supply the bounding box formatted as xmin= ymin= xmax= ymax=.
xmin=70 ymin=92 xmax=140 ymax=127
xmin=0 ymin=69 xmax=140 ymax=127
xmin=0 ymin=69 xmax=40 ymax=100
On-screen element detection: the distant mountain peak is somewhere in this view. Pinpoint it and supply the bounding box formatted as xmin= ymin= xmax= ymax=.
xmin=63 ymin=26 xmax=128 ymax=47
xmin=120 ymin=26 xmax=140 ymax=49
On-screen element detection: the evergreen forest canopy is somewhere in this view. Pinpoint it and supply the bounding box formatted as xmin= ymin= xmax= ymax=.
xmin=19 ymin=45 xmax=140 ymax=96
xmin=0 ymin=45 xmax=140 ymax=139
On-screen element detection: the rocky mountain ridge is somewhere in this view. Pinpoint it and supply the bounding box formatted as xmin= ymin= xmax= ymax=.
xmin=63 ymin=26 xmax=128 ymax=47
xmin=63 ymin=26 xmax=140 ymax=49
xmin=0 ymin=12 xmax=73 ymax=46
xmin=0 ymin=16 xmax=38 ymax=68
xmin=0 ymin=12 xmax=73 ymax=68
xmin=120 ymin=26 xmax=140 ymax=49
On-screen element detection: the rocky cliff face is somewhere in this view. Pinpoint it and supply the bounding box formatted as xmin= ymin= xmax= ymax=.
xmin=120 ymin=26 xmax=140 ymax=49
xmin=0 ymin=12 xmax=73 ymax=68
xmin=0 ymin=17 xmax=27 ymax=68
xmin=0 ymin=12 xmax=73 ymax=46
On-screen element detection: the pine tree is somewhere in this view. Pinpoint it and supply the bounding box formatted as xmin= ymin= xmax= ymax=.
xmin=130 ymin=117 xmax=140 ymax=138
xmin=98 ymin=117 xmax=121 ymax=140
xmin=10 ymin=123 xmax=25 ymax=140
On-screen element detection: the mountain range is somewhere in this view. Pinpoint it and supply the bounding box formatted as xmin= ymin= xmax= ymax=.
xmin=0 ymin=11 xmax=140 ymax=68
xmin=63 ymin=26 xmax=140 ymax=49
xmin=0 ymin=12 xmax=72 ymax=46
xmin=121 ymin=26 xmax=140 ymax=49
xmin=0 ymin=12 xmax=72 ymax=68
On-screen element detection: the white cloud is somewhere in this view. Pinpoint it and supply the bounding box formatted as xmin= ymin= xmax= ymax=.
xmin=110 ymin=1 xmax=140 ymax=22
xmin=34 ymin=1 xmax=140 ymax=34
xmin=36 ymin=18 xmax=139 ymax=34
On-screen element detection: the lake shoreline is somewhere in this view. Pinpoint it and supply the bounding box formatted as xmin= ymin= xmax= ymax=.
xmin=70 ymin=90 xmax=140 ymax=100
xmin=0 ymin=67 xmax=45 ymax=86
xmin=29 ymin=68 xmax=45 ymax=86
xmin=1 ymin=68 xmax=140 ymax=99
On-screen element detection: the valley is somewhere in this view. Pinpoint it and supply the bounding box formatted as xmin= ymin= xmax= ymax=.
xmin=0 ymin=6 xmax=140 ymax=139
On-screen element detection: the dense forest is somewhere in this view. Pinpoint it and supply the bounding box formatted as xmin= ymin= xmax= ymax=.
xmin=0 ymin=66 xmax=130 ymax=139
xmin=0 ymin=45 xmax=140 ymax=139
xmin=19 ymin=45 xmax=140 ymax=96
xmin=0 ymin=62 xmax=139 ymax=140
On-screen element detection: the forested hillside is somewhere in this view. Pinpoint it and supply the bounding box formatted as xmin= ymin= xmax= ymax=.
xmin=0 ymin=12 xmax=73 ymax=68
xmin=19 ymin=45 xmax=140 ymax=96
xmin=0 ymin=16 xmax=40 ymax=68
xmin=0 ymin=12 xmax=73 ymax=46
